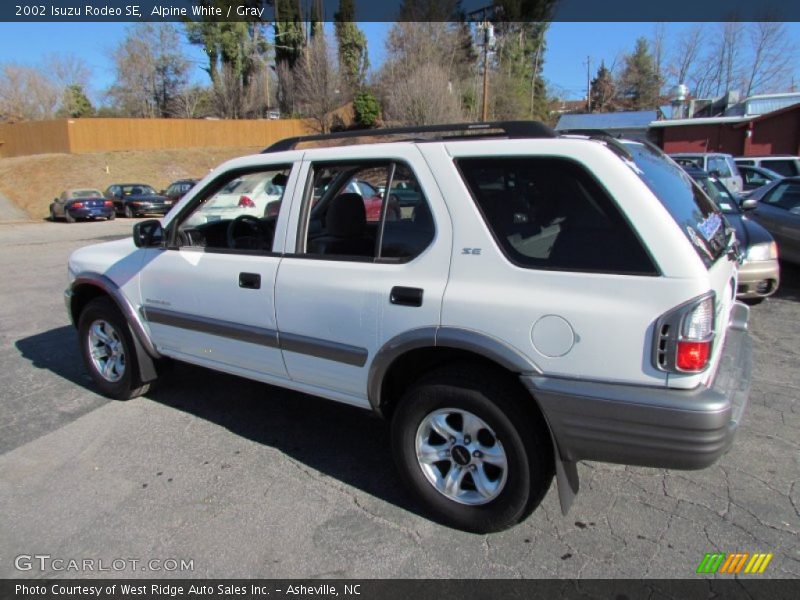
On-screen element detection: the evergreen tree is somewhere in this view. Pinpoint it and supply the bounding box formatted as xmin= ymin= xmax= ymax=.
xmin=492 ymin=22 xmax=550 ymax=120
xmin=619 ymin=37 xmax=660 ymax=110
xmin=60 ymin=84 xmax=94 ymax=118
xmin=352 ymin=90 xmax=380 ymax=127
xmin=334 ymin=0 xmax=369 ymax=91
xmin=589 ymin=61 xmax=616 ymax=112
xmin=273 ymin=0 xmax=306 ymax=113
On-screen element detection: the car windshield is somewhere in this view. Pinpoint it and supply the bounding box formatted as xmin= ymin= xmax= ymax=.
xmin=622 ymin=141 xmax=728 ymax=267
xmin=71 ymin=190 xmax=102 ymax=198
xmin=692 ymin=177 xmax=740 ymax=215
xmin=122 ymin=185 xmax=157 ymax=195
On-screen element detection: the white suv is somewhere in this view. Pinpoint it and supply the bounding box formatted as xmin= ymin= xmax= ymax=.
xmin=65 ymin=122 xmax=753 ymax=533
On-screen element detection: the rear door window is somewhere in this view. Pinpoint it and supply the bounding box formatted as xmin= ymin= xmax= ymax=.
xmin=456 ymin=157 xmax=656 ymax=274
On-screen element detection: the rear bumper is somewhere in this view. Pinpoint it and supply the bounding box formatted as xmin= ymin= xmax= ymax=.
xmin=737 ymin=259 xmax=779 ymax=298
xmin=522 ymin=303 xmax=753 ymax=471
xmin=69 ymin=207 xmax=114 ymax=219
xmin=128 ymin=206 xmax=170 ymax=216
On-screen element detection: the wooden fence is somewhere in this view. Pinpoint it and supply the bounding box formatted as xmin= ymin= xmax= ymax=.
xmin=0 ymin=118 xmax=314 ymax=158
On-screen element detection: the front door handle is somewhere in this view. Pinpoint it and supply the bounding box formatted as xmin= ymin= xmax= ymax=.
xmin=239 ymin=272 xmax=261 ymax=289
xmin=390 ymin=286 xmax=423 ymax=307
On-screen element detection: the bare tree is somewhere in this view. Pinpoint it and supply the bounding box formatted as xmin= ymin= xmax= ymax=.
xmin=651 ymin=23 xmax=667 ymax=96
xmin=378 ymin=22 xmax=469 ymax=125
xmin=744 ymin=22 xmax=797 ymax=96
xmin=383 ymin=62 xmax=462 ymax=126
xmin=45 ymin=53 xmax=92 ymax=90
xmin=667 ymin=24 xmax=705 ymax=87
xmin=107 ymin=23 xmax=189 ymax=117
xmin=172 ymin=85 xmax=208 ymax=119
xmin=0 ymin=64 xmax=59 ymax=122
xmin=294 ymin=32 xmax=343 ymax=133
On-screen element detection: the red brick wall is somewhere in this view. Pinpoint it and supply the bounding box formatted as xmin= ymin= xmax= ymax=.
xmin=748 ymin=110 xmax=800 ymax=155
xmin=661 ymin=124 xmax=745 ymax=155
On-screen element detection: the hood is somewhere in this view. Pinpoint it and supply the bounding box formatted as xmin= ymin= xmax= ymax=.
xmin=68 ymin=237 xmax=144 ymax=289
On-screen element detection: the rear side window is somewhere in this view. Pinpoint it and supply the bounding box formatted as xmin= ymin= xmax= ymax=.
xmin=623 ymin=142 xmax=728 ymax=267
xmin=457 ymin=157 xmax=656 ymax=274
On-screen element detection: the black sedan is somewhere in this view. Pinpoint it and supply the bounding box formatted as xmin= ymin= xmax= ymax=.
xmin=49 ymin=189 xmax=115 ymax=223
xmin=104 ymin=183 xmax=173 ymax=218
xmin=164 ymin=178 xmax=199 ymax=204
xmin=738 ymin=165 xmax=783 ymax=195
xmin=684 ymin=166 xmax=780 ymax=299
xmin=745 ymin=177 xmax=800 ymax=265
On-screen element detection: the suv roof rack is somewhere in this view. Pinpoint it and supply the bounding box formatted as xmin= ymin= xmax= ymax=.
xmin=262 ymin=120 xmax=556 ymax=153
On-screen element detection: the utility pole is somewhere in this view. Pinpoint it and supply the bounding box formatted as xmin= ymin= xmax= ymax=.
xmin=482 ymin=27 xmax=491 ymax=121
xmin=468 ymin=4 xmax=496 ymax=122
xmin=586 ymin=56 xmax=592 ymax=112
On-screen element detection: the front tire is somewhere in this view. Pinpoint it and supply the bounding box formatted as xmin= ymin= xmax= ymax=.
xmin=78 ymin=297 xmax=151 ymax=400
xmin=124 ymin=205 xmax=134 ymax=218
xmin=391 ymin=364 xmax=554 ymax=533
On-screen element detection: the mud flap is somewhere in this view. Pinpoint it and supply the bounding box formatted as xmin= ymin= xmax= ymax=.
xmin=555 ymin=458 xmax=580 ymax=515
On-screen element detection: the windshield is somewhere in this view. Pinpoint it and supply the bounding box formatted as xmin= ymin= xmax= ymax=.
xmin=692 ymin=176 xmax=740 ymax=215
xmin=621 ymin=141 xmax=729 ymax=267
xmin=122 ymin=185 xmax=157 ymax=196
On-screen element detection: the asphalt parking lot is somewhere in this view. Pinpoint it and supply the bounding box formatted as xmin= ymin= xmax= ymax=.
xmin=0 ymin=219 xmax=798 ymax=579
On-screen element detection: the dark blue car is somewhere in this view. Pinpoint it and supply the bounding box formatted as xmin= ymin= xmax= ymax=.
xmin=104 ymin=183 xmax=173 ymax=218
xmin=49 ymin=189 xmax=115 ymax=223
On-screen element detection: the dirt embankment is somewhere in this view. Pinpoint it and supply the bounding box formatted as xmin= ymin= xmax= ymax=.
xmin=0 ymin=147 xmax=263 ymax=219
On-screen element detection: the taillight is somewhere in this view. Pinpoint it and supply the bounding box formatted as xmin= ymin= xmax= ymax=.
xmin=104 ymin=200 xmax=113 ymax=207
xmin=676 ymin=341 xmax=711 ymax=371
xmin=72 ymin=202 xmax=84 ymax=208
xmin=654 ymin=293 xmax=715 ymax=373
xmin=238 ymin=195 xmax=255 ymax=207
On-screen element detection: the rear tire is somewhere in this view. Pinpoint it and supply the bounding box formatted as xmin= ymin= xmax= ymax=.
xmin=78 ymin=297 xmax=152 ymax=400
xmin=49 ymin=206 xmax=57 ymax=222
xmin=108 ymin=212 xmax=116 ymax=221
xmin=124 ymin=205 xmax=134 ymax=218
xmin=391 ymin=364 xmax=554 ymax=533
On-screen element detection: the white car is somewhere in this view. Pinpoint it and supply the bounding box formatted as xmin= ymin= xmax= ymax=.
xmin=187 ymin=171 xmax=286 ymax=225
xmin=65 ymin=122 xmax=753 ymax=533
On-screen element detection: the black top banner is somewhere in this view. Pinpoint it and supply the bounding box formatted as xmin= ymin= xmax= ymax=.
xmin=1 ymin=0 xmax=799 ymax=23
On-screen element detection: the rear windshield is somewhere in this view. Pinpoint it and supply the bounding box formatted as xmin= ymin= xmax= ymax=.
xmin=621 ymin=142 xmax=728 ymax=267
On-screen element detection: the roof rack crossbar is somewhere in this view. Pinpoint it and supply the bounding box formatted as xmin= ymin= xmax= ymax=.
xmin=262 ymin=120 xmax=556 ymax=153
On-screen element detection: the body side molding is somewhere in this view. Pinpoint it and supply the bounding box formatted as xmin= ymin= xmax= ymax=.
xmin=143 ymin=306 xmax=280 ymax=348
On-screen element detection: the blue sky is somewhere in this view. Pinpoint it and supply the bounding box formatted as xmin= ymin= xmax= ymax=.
xmin=0 ymin=21 xmax=798 ymax=102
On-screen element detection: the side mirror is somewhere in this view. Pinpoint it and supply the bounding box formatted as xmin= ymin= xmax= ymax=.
xmin=133 ymin=219 xmax=164 ymax=248
xmin=741 ymin=198 xmax=758 ymax=211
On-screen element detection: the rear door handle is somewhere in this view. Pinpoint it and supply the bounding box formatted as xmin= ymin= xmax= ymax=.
xmin=239 ymin=272 xmax=261 ymax=289
xmin=390 ymin=286 xmax=423 ymax=307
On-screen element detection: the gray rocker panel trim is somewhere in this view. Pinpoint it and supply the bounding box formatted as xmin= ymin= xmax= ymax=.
xmin=143 ymin=306 xmax=279 ymax=349
xmin=367 ymin=326 xmax=542 ymax=413
xmin=69 ymin=273 xmax=161 ymax=359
